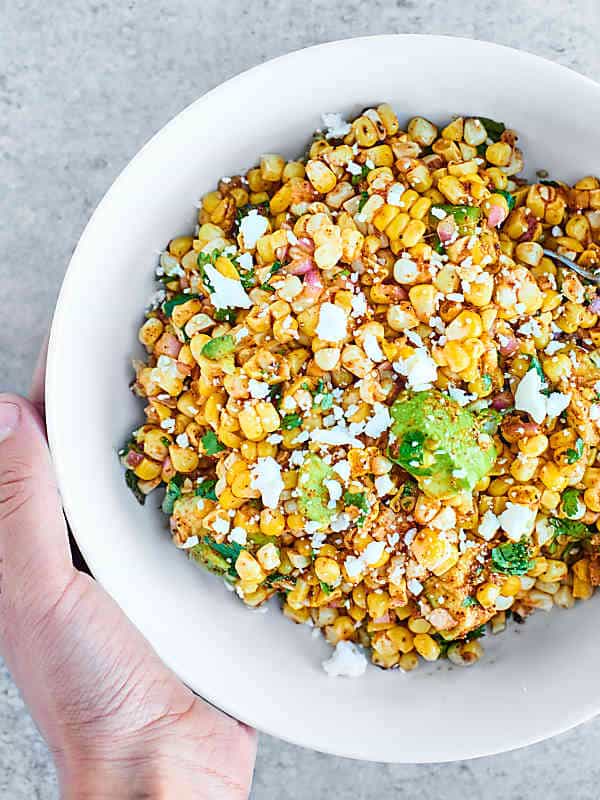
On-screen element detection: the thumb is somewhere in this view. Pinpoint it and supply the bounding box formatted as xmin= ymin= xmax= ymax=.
xmin=0 ymin=394 xmax=73 ymax=637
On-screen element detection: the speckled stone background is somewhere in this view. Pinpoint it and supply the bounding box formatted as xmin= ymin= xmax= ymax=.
xmin=3 ymin=1 xmax=600 ymax=797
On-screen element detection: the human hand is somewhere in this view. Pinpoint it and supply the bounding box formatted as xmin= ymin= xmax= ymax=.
xmin=0 ymin=356 xmax=256 ymax=799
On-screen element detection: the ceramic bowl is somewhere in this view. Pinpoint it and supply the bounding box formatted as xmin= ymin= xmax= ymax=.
xmin=47 ymin=35 xmax=600 ymax=762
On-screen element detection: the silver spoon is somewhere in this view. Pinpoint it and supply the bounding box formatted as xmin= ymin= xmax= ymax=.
xmin=542 ymin=247 xmax=600 ymax=285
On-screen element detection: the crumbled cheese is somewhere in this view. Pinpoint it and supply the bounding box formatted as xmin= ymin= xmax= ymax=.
xmin=389 ymin=563 xmax=405 ymax=583
xmin=498 ymin=502 xmax=537 ymax=542
xmin=347 ymin=161 xmax=363 ymax=175
xmin=248 ymin=379 xmax=270 ymax=399
xmin=374 ymin=474 xmax=394 ymax=497
xmin=431 ymin=206 xmax=447 ymax=220
xmin=478 ymin=509 xmax=500 ymax=541
xmin=387 ymin=183 xmax=405 ymax=206
xmin=311 ymin=532 xmax=327 ymax=552
xmin=447 ymin=386 xmax=476 ymax=407
xmin=229 ymin=527 xmax=247 ymax=545
xmin=551 ymin=225 xmax=563 ymax=237
xmin=393 ymin=348 xmax=438 ymax=391
xmin=590 ymin=404 xmax=600 ymax=421
xmin=316 ymin=302 xmax=348 ymax=342
xmin=447 ymin=292 xmax=464 ymax=302
xmin=235 ymin=326 xmax=249 ymax=342
xmin=321 ymin=112 xmax=352 ymax=140
xmin=237 ymin=252 xmax=254 ymax=272
xmin=147 ymin=288 xmax=166 ymax=310
xmin=310 ymin=425 xmax=363 ymax=448
xmin=250 ymin=457 xmax=284 ymax=509
xmin=405 ymin=329 xmax=424 ymax=348
xmin=175 ymin=433 xmax=189 ymax=448
xmin=177 ymin=535 xmax=200 ymax=550
xmin=333 ymin=459 xmax=351 ymax=483
xmin=518 ymin=319 xmax=542 ymax=338
xmin=160 ymin=418 xmax=176 ymax=433
xmin=363 ymin=403 xmax=392 ymax=438
xmin=363 ymin=541 xmax=385 ymax=565
xmin=363 ymin=333 xmax=385 ymax=362
xmin=239 ymin=210 xmax=269 ymax=249
xmin=407 ymin=578 xmax=424 ymax=596
xmin=286 ymin=229 xmax=299 ymax=245
xmin=344 ymin=554 xmax=365 ymax=578
xmin=350 ymin=292 xmax=368 ymax=318
xmin=330 ymin=512 xmax=351 ymax=532
xmin=546 ymin=392 xmax=571 ymax=419
xmin=322 ymin=640 xmax=367 ymax=678
xmin=324 ymin=478 xmax=342 ymax=508
xmin=514 ymin=368 xmax=547 ymax=424
xmin=203 ymin=263 xmax=252 ymax=310
xmin=213 ymin=517 xmax=230 ymax=535
xmin=545 ymin=340 xmax=565 ymax=355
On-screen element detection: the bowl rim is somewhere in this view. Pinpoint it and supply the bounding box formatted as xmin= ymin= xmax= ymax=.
xmin=46 ymin=34 xmax=600 ymax=762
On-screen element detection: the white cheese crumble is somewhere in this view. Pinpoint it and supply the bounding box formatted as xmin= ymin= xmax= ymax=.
xmin=363 ymin=403 xmax=392 ymax=438
xmin=177 ymin=535 xmax=200 ymax=550
xmin=330 ymin=512 xmax=351 ymax=532
xmin=175 ymin=433 xmax=189 ymax=448
xmin=316 ymin=302 xmax=348 ymax=342
xmin=545 ymin=340 xmax=565 ymax=356
xmin=250 ymin=457 xmax=284 ymax=509
xmin=374 ymin=474 xmax=394 ymax=497
xmin=363 ymin=540 xmax=385 ymax=565
xmin=514 ymin=368 xmax=570 ymax=424
xmin=350 ymin=292 xmax=368 ymax=318
xmin=324 ymin=478 xmax=342 ymax=509
xmin=393 ymin=348 xmax=438 ymax=391
xmin=333 ymin=459 xmax=351 ymax=483
xmin=431 ymin=206 xmax=447 ymax=220
xmin=363 ymin=333 xmax=385 ymax=362
xmin=347 ymin=161 xmax=363 ymax=175
xmin=498 ymin=502 xmax=537 ymax=542
xmin=322 ymin=640 xmax=367 ymax=678
xmin=447 ymin=386 xmax=476 ymax=407
xmin=321 ymin=112 xmax=352 ymax=140
xmin=229 ymin=527 xmax=247 ymax=545
xmin=591 ymin=404 xmax=600 ymax=422
xmin=239 ymin=210 xmax=269 ymax=249
xmin=248 ymin=379 xmax=270 ymax=399
xmin=203 ymin=263 xmax=252 ymax=310
xmin=407 ymin=578 xmax=424 ymax=596
xmin=310 ymin=425 xmax=363 ymax=448
xmin=478 ymin=509 xmax=500 ymax=541
xmin=387 ymin=183 xmax=406 ymax=206
xmin=213 ymin=517 xmax=230 ymax=535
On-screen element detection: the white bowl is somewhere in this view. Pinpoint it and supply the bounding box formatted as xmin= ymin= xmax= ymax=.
xmin=46 ymin=35 xmax=600 ymax=763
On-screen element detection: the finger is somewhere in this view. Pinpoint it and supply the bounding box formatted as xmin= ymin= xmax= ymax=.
xmin=30 ymin=334 xmax=49 ymax=417
xmin=0 ymin=394 xmax=73 ymax=628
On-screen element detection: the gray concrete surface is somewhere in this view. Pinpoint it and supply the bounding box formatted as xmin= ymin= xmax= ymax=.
xmin=2 ymin=0 xmax=600 ymax=796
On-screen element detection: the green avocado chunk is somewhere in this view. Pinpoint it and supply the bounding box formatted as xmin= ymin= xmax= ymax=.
xmin=388 ymin=389 xmax=497 ymax=499
xmin=297 ymin=453 xmax=336 ymax=524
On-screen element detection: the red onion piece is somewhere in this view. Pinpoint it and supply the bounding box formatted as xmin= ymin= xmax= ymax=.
xmin=125 ymin=450 xmax=144 ymax=468
xmin=491 ymin=391 xmax=514 ymax=411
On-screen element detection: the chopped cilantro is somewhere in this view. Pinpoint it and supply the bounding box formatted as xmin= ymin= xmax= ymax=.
xmin=549 ymin=517 xmax=591 ymax=539
xmin=162 ymin=293 xmax=201 ymax=318
xmin=476 ymin=142 xmax=487 ymax=158
xmin=465 ymin=624 xmax=486 ymax=641
xmin=529 ymin=354 xmax=546 ymax=383
xmin=477 ymin=116 xmax=506 ymax=142
xmin=566 ymin=437 xmax=584 ymax=464
xmin=196 ymin=478 xmax=218 ymax=501
xmin=540 ymin=179 xmax=561 ymax=188
xmin=358 ymin=191 xmax=369 ymax=211
xmin=319 ymin=393 xmax=334 ymax=411
xmin=338 ymin=268 xmax=351 ymax=277
xmin=394 ymin=430 xmax=431 ymax=476
xmin=319 ymin=581 xmax=333 ymax=595
xmin=214 ymin=308 xmax=237 ymax=323
xmin=268 ymin=383 xmax=283 ymax=408
xmin=235 ymin=201 xmax=270 ymax=231
xmin=201 ymin=430 xmax=225 ymax=455
xmin=162 ymin=475 xmax=183 ymax=515
xmin=351 ymin=164 xmax=371 ymax=186
xmin=202 ymin=536 xmax=242 ymax=578
xmin=561 ymin=487 xmax=582 ymax=519
xmin=491 ymin=540 xmax=533 ymax=575
xmin=496 ymin=189 xmax=516 ymax=211
xmin=462 ymin=596 xmax=480 ymax=608
xmin=161 ymin=436 xmax=171 ymax=447
xmin=196 ymin=250 xmax=221 ymax=291
xmin=281 ymin=413 xmax=302 ymax=430
xmin=125 ymin=470 xmax=145 ymax=505
xmin=259 ymin=260 xmax=283 ymax=292
xmin=401 ymin=479 xmax=417 ymax=497
xmin=478 ymin=407 xmax=502 ymax=435
xmin=481 ymin=374 xmax=492 ymax=391
xmin=343 ymin=491 xmax=369 ymax=525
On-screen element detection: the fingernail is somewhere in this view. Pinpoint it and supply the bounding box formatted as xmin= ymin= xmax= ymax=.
xmin=0 ymin=402 xmax=20 ymax=443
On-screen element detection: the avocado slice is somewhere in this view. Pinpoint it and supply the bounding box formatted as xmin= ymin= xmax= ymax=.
xmin=297 ymin=453 xmax=336 ymax=524
xmin=388 ymin=389 xmax=497 ymax=499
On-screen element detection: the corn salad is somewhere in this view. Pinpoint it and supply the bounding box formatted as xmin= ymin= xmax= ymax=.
xmin=121 ymin=105 xmax=600 ymax=674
